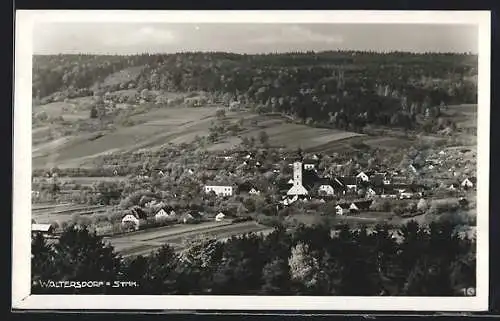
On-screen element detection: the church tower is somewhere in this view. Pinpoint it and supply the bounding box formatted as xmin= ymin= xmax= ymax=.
xmin=293 ymin=161 xmax=303 ymax=186
xmin=287 ymin=161 xmax=308 ymax=196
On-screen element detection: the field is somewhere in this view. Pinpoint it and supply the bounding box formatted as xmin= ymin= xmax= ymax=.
xmin=105 ymin=221 xmax=274 ymax=257
xmin=443 ymin=104 xmax=477 ymax=130
xmin=32 ymin=203 xmax=112 ymax=224
xmin=32 ymin=100 xmax=365 ymax=169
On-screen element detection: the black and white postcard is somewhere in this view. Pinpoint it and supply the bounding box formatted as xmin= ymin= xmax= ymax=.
xmin=12 ymin=10 xmax=490 ymax=311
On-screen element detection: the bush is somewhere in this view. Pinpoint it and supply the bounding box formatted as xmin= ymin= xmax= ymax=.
xmin=255 ymin=214 xmax=282 ymax=227
xmin=232 ymin=216 xmax=253 ymax=223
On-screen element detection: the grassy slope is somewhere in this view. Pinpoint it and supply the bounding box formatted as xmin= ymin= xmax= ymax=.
xmin=32 ymin=101 xmax=365 ymax=168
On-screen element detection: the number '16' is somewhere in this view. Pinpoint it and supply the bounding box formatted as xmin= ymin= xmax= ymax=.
xmin=462 ymin=287 xmax=476 ymax=296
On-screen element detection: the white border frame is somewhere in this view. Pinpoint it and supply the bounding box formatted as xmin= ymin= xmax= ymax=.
xmin=13 ymin=10 xmax=490 ymax=311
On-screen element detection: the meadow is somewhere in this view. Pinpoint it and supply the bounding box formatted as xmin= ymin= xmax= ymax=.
xmin=32 ymin=98 xmax=366 ymax=169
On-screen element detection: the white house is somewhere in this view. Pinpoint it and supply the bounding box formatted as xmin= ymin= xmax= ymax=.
xmin=32 ymin=223 xmax=55 ymax=237
xmin=318 ymin=184 xmax=335 ymax=196
xmin=366 ymin=187 xmax=377 ymax=197
xmin=215 ymin=212 xmax=226 ymax=222
xmin=281 ymin=195 xmax=299 ymax=206
xmin=461 ymin=177 xmax=476 ymax=189
xmin=349 ymin=202 xmax=360 ymax=213
xmin=155 ymin=209 xmax=169 ymax=222
xmin=400 ymin=191 xmax=414 ymax=199
xmin=181 ymin=213 xmax=193 ymax=224
xmin=287 ymin=162 xmax=309 ymax=196
xmin=249 ymin=188 xmax=261 ymax=195
xmin=205 ymin=182 xmax=234 ymax=196
xmin=121 ymin=214 xmax=140 ymax=231
xmin=287 ymin=178 xmax=295 ymax=184
xmin=439 ymin=150 xmax=446 ymax=156
xmin=336 ymin=177 xmax=357 ymax=192
xmin=229 ymin=101 xmax=241 ymax=110
xmin=356 ymin=172 xmax=370 ymax=182
xmin=304 ymin=163 xmax=316 ymax=170
xmin=335 ymin=204 xmax=350 ymax=216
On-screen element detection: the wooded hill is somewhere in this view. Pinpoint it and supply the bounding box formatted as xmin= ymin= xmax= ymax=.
xmin=33 ymin=51 xmax=477 ymax=132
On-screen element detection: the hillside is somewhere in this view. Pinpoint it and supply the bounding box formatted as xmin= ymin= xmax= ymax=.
xmin=32 ymin=101 xmax=365 ymax=169
xmin=33 ymin=51 xmax=477 ymax=132
xmin=32 ymin=51 xmax=478 ymax=170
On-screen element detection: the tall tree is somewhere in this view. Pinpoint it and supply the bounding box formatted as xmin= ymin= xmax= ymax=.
xmin=50 ymin=225 xmax=122 ymax=293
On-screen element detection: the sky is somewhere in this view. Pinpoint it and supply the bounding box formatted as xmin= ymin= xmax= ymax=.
xmin=33 ymin=23 xmax=479 ymax=55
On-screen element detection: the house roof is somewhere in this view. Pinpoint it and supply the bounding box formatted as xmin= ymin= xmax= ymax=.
xmin=303 ymin=158 xmax=319 ymax=164
xmin=336 ymin=203 xmax=351 ymax=209
xmin=358 ymin=170 xmax=375 ymax=177
xmin=237 ymin=181 xmax=254 ymax=193
xmin=370 ymin=174 xmax=385 ymax=186
xmin=466 ymin=177 xmax=477 ymax=184
xmin=354 ymin=200 xmax=373 ymax=210
xmin=409 ymin=163 xmax=423 ymax=170
xmin=337 ymin=176 xmax=357 ymax=186
xmin=130 ymin=206 xmax=148 ymax=219
xmin=32 ymin=224 xmax=54 ymax=232
xmin=318 ymin=178 xmax=345 ymax=190
xmin=302 ymin=169 xmax=321 ymax=190
xmin=205 ymin=180 xmax=235 ymax=187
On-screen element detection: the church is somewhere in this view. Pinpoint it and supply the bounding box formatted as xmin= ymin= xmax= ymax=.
xmin=287 ymin=161 xmax=309 ymax=196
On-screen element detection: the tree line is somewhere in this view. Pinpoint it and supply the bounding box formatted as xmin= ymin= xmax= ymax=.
xmin=32 ymin=220 xmax=475 ymax=296
xmin=33 ymin=51 xmax=477 ymax=133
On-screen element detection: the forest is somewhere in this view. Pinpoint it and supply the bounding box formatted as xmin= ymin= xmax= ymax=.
xmin=33 ymin=51 xmax=477 ymax=132
xmin=32 ymin=221 xmax=475 ymax=296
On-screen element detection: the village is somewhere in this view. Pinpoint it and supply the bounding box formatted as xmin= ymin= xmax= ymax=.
xmin=31 ymin=140 xmax=477 ymax=243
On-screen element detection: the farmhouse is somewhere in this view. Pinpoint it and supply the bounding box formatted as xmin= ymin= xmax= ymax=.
xmin=205 ymin=181 xmax=235 ymax=197
xmin=408 ymin=163 xmax=423 ymax=175
xmin=461 ymin=177 xmax=477 ymax=189
xmin=155 ymin=208 xmax=168 ymax=218
xmin=356 ymin=171 xmax=370 ymax=182
xmin=121 ymin=214 xmax=140 ymax=231
xmin=229 ymin=101 xmax=241 ymax=110
xmin=32 ymin=223 xmax=55 ymax=237
xmin=303 ymin=161 xmax=317 ymax=170
xmin=282 ymin=195 xmax=299 ymax=206
xmin=336 ymin=176 xmax=358 ymax=192
xmin=351 ymin=200 xmax=373 ymax=213
xmin=184 ymin=96 xmax=207 ymax=107
xmin=366 ymin=187 xmax=377 ymax=198
xmin=249 ymin=188 xmax=261 ymax=195
xmin=318 ymin=178 xmax=345 ymax=196
xmin=122 ymin=206 xmax=147 ymax=231
xmin=154 ymin=208 xmax=176 ymax=222
xmin=181 ymin=211 xmax=201 ymax=224
xmin=215 ymin=212 xmax=226 ymax=222
xmin=335 ymin=203 xmax=350 ymax=216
